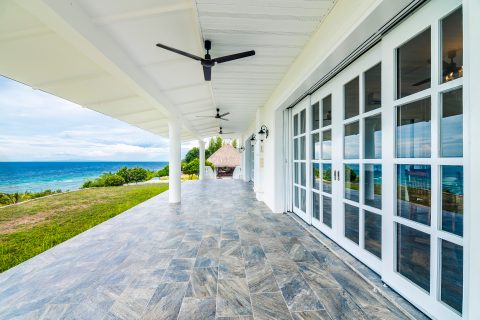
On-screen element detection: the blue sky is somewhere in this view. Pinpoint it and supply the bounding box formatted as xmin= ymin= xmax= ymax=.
xmin=0 ymin=76 xmax=194 ymax=161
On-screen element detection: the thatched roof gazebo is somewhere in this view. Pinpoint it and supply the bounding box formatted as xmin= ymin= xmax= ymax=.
xmin=207 ymin=144 xmax=241 ymax=178
xmin=207 ymin=144 xmax=241 ymax=168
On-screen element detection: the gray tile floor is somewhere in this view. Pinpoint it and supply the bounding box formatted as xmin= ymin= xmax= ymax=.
xmin=0 ymin=180 xmax=417 ymax=319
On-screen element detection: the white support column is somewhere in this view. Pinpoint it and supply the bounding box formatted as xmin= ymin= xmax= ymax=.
xmin=168 ymin=120 xmax=181 ymax=203
xmin=199 ymin=139 xmax=205 ymax=180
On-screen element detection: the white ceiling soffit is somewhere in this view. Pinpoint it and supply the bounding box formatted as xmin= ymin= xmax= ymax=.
xmin=194 ymin=0 xmax=337 ymax=132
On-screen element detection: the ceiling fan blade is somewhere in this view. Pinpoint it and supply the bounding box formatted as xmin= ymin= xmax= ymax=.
xmin=214 ymin=50 xmax=255 ymax=64
xmin=156 ymin=43 xmax=202 ymax=61
xmin=219 ymin=118 xmax=229 ymax=121
xmin=219 ymin=112 xmax=230 ymax=117
xmin=412 ymin=78 xmax=431 ymax=86
xmin=195 ymin=115 xmax=215 ymax=118
xmin=203 ymin=66 xmax=212 ymax=81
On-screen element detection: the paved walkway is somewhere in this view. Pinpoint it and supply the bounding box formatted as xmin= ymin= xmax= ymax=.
xmin=0 ymin=180 xmax=415 ymax=319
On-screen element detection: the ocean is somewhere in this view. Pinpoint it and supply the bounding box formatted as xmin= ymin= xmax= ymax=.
xmin=0 ymin=162 xmax=168 ymax=194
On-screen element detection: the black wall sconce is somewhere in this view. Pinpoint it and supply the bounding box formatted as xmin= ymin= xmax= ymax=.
xmin=257 ymin=125 xmax=269 ymax=142
xmin=250 ymin=134 xmax=256 ymax=147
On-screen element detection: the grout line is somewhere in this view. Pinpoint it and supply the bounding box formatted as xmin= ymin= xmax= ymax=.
xmin=286 ymin=211 xmax=420 ymax=320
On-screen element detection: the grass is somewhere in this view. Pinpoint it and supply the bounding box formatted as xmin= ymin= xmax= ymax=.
xmin=0 ymin=184 xmax=168 ymax=273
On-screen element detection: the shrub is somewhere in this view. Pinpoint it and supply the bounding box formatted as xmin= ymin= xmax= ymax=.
xmin=157 ymin=165 xmax=169 ymax=177
xmin=100 ymin=173 xmax=125 ymax=186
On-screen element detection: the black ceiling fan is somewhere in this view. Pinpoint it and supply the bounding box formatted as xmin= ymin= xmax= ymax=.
xmin=196 ymin=108 xmax=230 ymax=121
xmin=155 ymin=40 xmax=255 ymax=81
xmin=218 ymin=126 xmax=234 ymax=135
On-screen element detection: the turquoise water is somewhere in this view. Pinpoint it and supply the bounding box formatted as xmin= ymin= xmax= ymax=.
xmin=0 ymin=162 xmax=168 ymax=193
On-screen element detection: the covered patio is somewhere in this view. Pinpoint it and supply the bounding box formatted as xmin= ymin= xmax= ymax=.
xmin=0 ymin=180 xmax=423 ymax=320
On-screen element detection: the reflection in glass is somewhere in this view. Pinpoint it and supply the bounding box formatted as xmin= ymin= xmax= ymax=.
xmin=442 ymin=7 xmax=463 ymax=83
xmin=396 ymin=223 xmax=430 ymax=292
xmin=301 ymin=188 xmax=306 ymax=212
xmin=294 ymin=163 xmax=299 ymax=184
xmin=294 ymin=186 xmax=299 ymax=208
xmin=322 ymin=95 xmax=332 ymax=127
xmin=365 ymin=210 xmax=382 ymax=259
xmin=301 ymin=163 xmax=306 ymax=187
xmin=294 ymin=114 xmax=299 ymax=136
xmin=323 ymin=196 xmax=332 ymax=228
xmin=322 ymin=163 xmax=332 ymax=194
xmin=300 ymin=136 xmax=306 ymax=160
xmin=312 ymin=133 xmax=320 ymax=160
xmin=312 ymin=163 xmax=320 ymax=190
xmin=300 ymin=109 xmax=306 ymax=134
xmin=345 ymin=204 xmax=359 ymax=244
xmin=312 ymin=102 xmax=320 ymax=131
xmin=365 ymin=63 xmax=382 ymax=112
xmin=344 ymin=122 xmax=360 ymax=159
xmin=396 ymin=98 xmax=431 ymax=158
xmin=441 ymin=88 xmax=463 ymax=157
xmin=313 ymin=192 xmax=320 ymax=220
xmin=322 ymin=130 xmax=332 ymax=160
xmin=364 ymin=164 xmax=382 ymax=209
xmin=442 ymin=166 xmax=463 ymax=236
xmin=345 ymin=164 xmax=360 ymax=202
xmin=344 ymin=77 xmax=359 ymax=119
xmin=441 ymin=240 xmax=463 ymax=314
xmin=397 ymin=28 xmax=431 ymax=98
xmin=397 ymin=164 xmax=431 ymax=225
xmin=294 ymin=138 xmax=299 ymax=160
xmin=365 ymin=114 xmax=382 ymax=159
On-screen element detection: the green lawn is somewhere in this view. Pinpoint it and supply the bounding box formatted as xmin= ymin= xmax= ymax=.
xmin=0 ymin=184 xmax=168 ymax=272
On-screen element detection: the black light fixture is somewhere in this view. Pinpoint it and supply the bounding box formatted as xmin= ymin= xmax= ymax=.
xmin=250 ymin=134 xmax=256 ymax=147
xmin=257 ymin=125 xmax=269 ymax=142
xmin=238 ymin=145 xmax=245 ymax=152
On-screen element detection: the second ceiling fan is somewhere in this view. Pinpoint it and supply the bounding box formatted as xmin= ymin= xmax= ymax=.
xmin=155 ymin=40 xmax=255 ymax=81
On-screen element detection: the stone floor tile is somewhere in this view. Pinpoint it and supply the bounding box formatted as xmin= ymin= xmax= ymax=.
xmin=217 ymin=277 xmax=252 ymax=317
xmin=219 ymin=256 xmax=246 ymax=279
xmin=251 ymin=292 xmax=292 ymax=320
xmin=313 ymin=288 xmax=368 ymax=320
xmin=142 ymin=282 xmax=187 ymax=320
xmin=291 ymin=310 xmax=332 ymax=320
xmin=185 ymin=267 xmax=218 ymax=298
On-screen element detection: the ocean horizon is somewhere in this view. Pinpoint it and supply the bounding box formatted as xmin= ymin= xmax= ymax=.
xmin=0 ymin=161 xmax=168 ymax=194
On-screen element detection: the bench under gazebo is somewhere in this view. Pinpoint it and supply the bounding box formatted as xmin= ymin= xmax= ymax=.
xmin=207 ymin=144 xmax=241 ymax=178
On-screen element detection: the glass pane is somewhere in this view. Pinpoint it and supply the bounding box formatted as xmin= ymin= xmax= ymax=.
xmin=396 ymin=98 xmax=431 ymax=158
xmin=322 ymin=95 xmax=332 ymax=127
xmin=300 ymin=136 xmax=306 ymax=160
xmin=312 ymin=163 xmax=320 ymax=190
xmin=365 ymin=63 xmax=382 ymax=112
xmin=344 ymin=164 xmax=360 ymax=202
xmin=300 ymin=109 xmax=306 ymax=134
xmin=322 ymin=130 xmax=332 ymax=160
xmin=344 ymin=121 xmax=360 ymax=159
xmin=300 ymin=163 xmax=306 ymax=187
xmin=365 ymin=210 xmax=382 ymax=259
xmin=441 ymin=240 xmax=463 ymax=314
xmin=322 ymin=163 xmax=332 ymax=194
xmin=294 ymin=114 xmax=299 ymax=136
xmin=397 ymin=164 xmax=431 ymax=225
xmin=312 ymin=102 xmax=320 ymax=131
xmin=364 ymin=164 xmax=382 ymax=209
xmin=301 ymin=188 xmax=306 ymax=212
xmin=344 ymin=77 xmax=359 ymax=119
xmin=441 ymin=88 xmax=463 ymax=157
xmin=442 ymin=7 xmax=463 ymax=83
xmin=312 ymin=192 xmax=320 ymax=220
xmin=294 ymin=138 xmax=299 ymax=160
xmin=323 ymin=196 xmax=332 ymax=228
xmin=344 ymin=204 xmax=359 ymax=244
xmin=294 ymin=186 xmax=299 ymax=208
xmin=294 ymin=163 xmax=299 ymax=184
xmin=442 ymin=166 xmax=463 ymax=236
xmin=397 ymin=28 xmax=431 ymax=98
xmin=312 ymin=133 xmax=320 ymax=160
xmin=396 ymin=223 xmax=430 ymax=292
xmin=364 ymin=114 xmax=382 ymax=159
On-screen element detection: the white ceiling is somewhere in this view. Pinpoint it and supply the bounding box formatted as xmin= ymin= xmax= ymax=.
xmin=0 ymin=0 xmax=336 ymax=141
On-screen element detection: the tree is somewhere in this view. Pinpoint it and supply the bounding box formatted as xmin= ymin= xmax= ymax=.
xmin=157 ymin=165 xmax=169 ymax=177
xmin=184 ymin=147 xmax=199 ymax=163
xmin=232 ymin=139 xmax=238 ymax=149
xmin=207 ymin=136 xmax=223 ymax=156
xmin=116 ymin=167 xmax=148 ymax=183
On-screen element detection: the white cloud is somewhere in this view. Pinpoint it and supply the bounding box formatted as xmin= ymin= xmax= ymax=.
xmin=0 ymin=77 xmax=192 ymax=161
